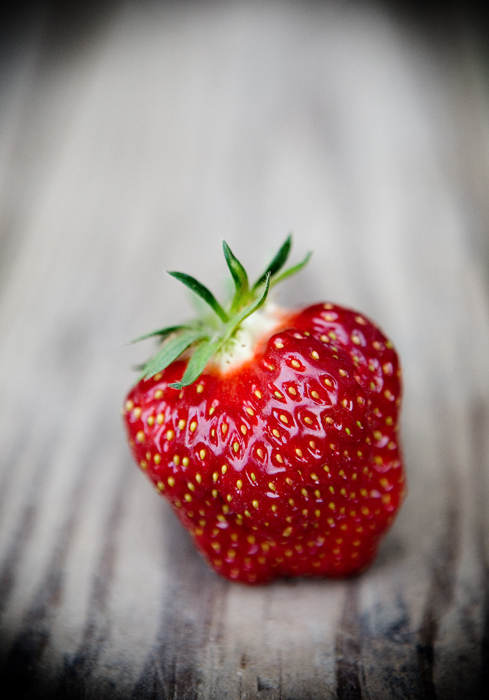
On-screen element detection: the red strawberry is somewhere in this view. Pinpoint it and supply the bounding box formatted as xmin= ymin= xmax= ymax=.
xmin=123 ymin=238 xmax=405 ymax=584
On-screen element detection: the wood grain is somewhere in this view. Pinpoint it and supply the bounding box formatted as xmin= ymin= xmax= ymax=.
xmin=1 ymin=1 xmax=489 ymax=697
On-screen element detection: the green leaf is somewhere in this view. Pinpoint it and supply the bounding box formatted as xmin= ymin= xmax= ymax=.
xmin=168 ymin=271 xmax=229 ymax=323
xmin=224 ymin=272 xmax=271 ymax=340
xmin=271 ymin=251 xmax=312 ymax=287
xmin=169 ymin=338 xmax=220 ymax=389
xmin=170 ymin=275 xmax=271 ymax=389
xmin=253 ymin=234 xmax=292 ymax=289
xmin=140 ymin=328 xmax=207 ymax=380
xmin=222 ymin=240 xmax=249 ymax=312
xmin=128 ymin=325 xmax=189 ymax=344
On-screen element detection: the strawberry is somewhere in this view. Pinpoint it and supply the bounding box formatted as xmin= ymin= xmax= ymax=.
xmin=123 ymin=238 xmax=405 ymax=584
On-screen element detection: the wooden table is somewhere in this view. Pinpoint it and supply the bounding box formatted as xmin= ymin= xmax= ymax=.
xmin=1 ymin=2 xmax=488 ymax=697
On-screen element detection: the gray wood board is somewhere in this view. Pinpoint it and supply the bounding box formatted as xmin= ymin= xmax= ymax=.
xmin=1 ymin=1 xmax=489 ymax=697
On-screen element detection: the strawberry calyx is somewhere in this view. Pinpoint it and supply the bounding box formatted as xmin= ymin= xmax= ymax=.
xmin=132 ymin=236 xmax=311 ymax=389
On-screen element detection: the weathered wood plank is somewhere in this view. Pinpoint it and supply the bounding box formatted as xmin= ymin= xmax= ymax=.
xmin=1 ymin=1 xmax=489 ymax=698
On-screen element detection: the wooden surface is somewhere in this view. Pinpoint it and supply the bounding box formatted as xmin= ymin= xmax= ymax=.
xmin=1 ymin=1 xmax=489 ymax=697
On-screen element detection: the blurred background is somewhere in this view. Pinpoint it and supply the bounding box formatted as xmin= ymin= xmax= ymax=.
xmin=1 ymin=1 xmax=489 ymax=697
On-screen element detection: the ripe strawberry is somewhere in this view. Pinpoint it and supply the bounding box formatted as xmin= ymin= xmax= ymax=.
xmin=123 ymin=238 xmax=405 ymax=584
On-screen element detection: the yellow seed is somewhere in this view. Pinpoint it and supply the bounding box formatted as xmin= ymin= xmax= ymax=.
xmin=274 ymin=391 xmax=283 ymax=399
xmin=139 ymin=460 xmax=147 ymax=469
xmin=374 ymin=455 xmax=383 ymax=466
xmin=275 ymin=341 xmax=284 ymax=348
xmin=320 ymin=334 xmax=328 ymax=342
xmin=157 ymin=481 xmax=165 ymax=490
xmin=173 ymin=455 xmax=180 ymax=466
xmin=125 ymin=400 xmax=134 ymax=412
xmin=154 ymin=454 xmax=161 ymax=465
xmin=329 ymin=502 xmax=336 ymax=511
xmin=272 ymin=429 xmax=280 ymax=437
xmin=315 ymin=509 xmax=321 ymax=517
xmin=166 ymin=429 xmax=174 ymax=441
xmin=289 ymin=498 xmax=295 ymax=506
xmin=211 ymin=542 xmax=221 ymax=552
xmin=311 ymin=351 xmax=319 ymax=360
xmin=261 ymin=542 xmax=270 ymax=552
xmin=196 ymin=383 xmax=204 ymax=393
xmin=324 ymin=378 xmax=333 ymax=387
xmin=304 ymin=416 xmax=313 ymax=425
xmin=255 ymin=389 xmax=262 ymax=399
xmin=240 ymin=425 xmax=247 ymax=435
xmin=271 ymin=505 xmax=277 ymax=512
xmin=222 ymin=423 xmax=228 ymax=434
xmin=280 ymin=414 xmax=288 ymax=424
xmin=212 ymin=489 xmax=218 ymax=497
xmin=178 ymin=419 xmax=186 ymax=430
xmin=301 ymin=488 xmax=308 ymax=497
xmin=252 ymin=500 xmax=259 ymax=509
xmin=136 ymin=430 xmax=145 ymax=443
xmin=327 ymin=518 xmax=335 ymax=526
xmin=283 ymin=526 xmax=293 ymax=537
xmin=291 ymin=359 xmax=301 ymax=368
xmin=147 ymin=416 xmax=155 ymax=426
xmin=268 ymin=482 xmax=276 ymax=491
xmin=154 ymin=390 xmax=163 ymax=399
xmin=315 ymin=489 xmax=321 ymax=498
xmin=222 ymin=505 xmax=230 ymax=514
xmin=227 ymin=549 xmax=236 ymax=559
xmin=309 ymin=440 xmax=316 ymax=448
xmin=251 ymin=472 xmax=256 ymax=481
xmin=168 ymin=476 xmax=175 ymax=487
xmin=182 ymin=457 xmax=189 ymax=467
xmin=295 ymin=448 xmax=303 ymax=457
xmin=385 ymin=416 xmax=394 ymax=425
xmin=384 ymin=389 xmax=394 ymax=401
xmin=276 ymin=454 xmax=284 ymax=463
xmin=288 ymin=386 xmax=297 ymax=395
xmin=212 ymin=472 xmax=218 ymax=482
xmin=226 ymin=495 xmax=232 ymax=503
xmin=244 ymin=510 xmax=251 ymax=517
xmin=247 ymin=407 xmax=254 ymax=416
xmin=311 ymin=473 xmax=318 ymax=481
xmin=184 ymin=494 xmax=192 ymax=502
xmin=222 ymin=464 xmax=228 ymax=474
xmin=361 ymin=506 xmax=370 ymax=515
xmin=216 ymin=514 xmax=227 ymax=523
xmin=233 ymin=442 xmax=239 ymax=453
xmin=237 ymin=479 xmax=243 ymax=489
xmin=188 ymin=482 xmax=195 ymax=491
xmin=199 ymin=448 xmax=206 ymax=460
xmin=190 ymin=421 xmax=197 ymax=432
xmin=209 ymin=406 xmax=215 ymax=416
xmin=311 ymin=390 xmax=319 ymax=399
xmin=323 ymin=464 xmax=330 ymax=472
xmin=361 ymin=488 xmax=368 ymax=497
xmin=257 ymin=448 xmax=264 ymax=459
